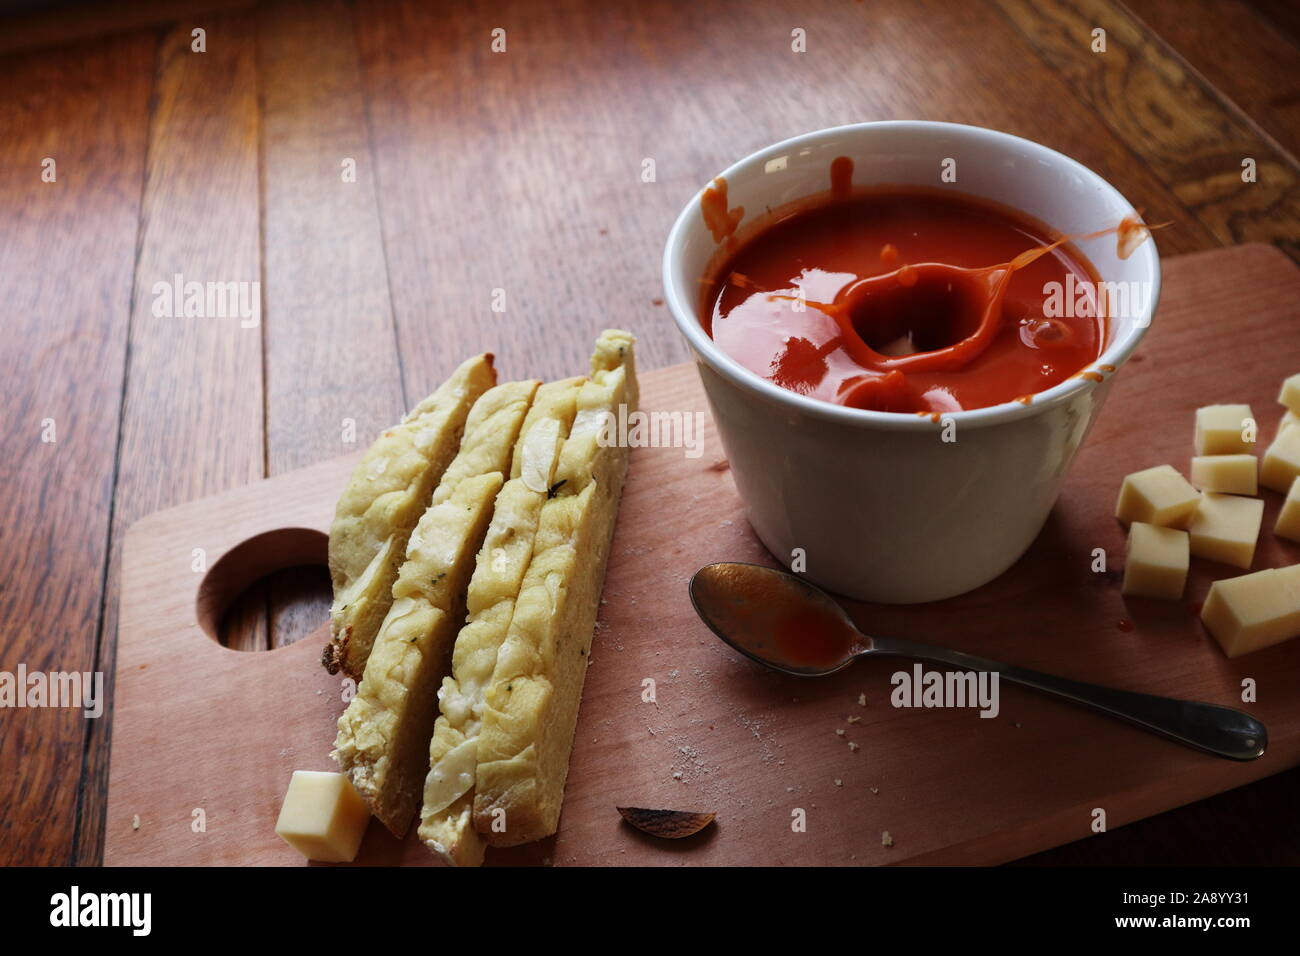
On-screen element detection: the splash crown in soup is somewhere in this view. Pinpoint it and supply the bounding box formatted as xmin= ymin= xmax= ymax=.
xmin=702 ymin=183 xmax=1109 ymax=415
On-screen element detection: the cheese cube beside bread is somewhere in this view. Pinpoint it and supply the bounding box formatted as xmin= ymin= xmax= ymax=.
xmin=275 ymin=771 xmax=371 ymax=863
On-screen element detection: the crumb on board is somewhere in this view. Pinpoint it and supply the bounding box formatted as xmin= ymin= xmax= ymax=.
xmin=882 ymin=831 xmax=894 ymax=848
xmin=858 ymin=693 xmax=867 ymax=706
xmin=847 ymin=741 xmax=860 ymax=752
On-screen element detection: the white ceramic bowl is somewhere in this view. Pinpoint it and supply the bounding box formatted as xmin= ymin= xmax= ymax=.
xmin=662 ymin=121 xmax=1160 ymax=603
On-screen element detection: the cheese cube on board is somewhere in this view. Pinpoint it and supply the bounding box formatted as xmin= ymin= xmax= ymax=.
xmin=1279 ymin=373 xmax=1300 ymax=416
xmin=1201 ymin=565 xmax=1300 ymax=657
xmin=1261 ymin=423 xmax=1300 ymax=493
xmin=1190 ymin=454 xmax=1257 ymax=495
xmin=275 ymin=771 xmax=371 ymax=862
xmin=1122 ymin=522 xmax=1189 ymax=600
xmin=1276 ymin=477 xmax=1300 ymax=544
xmin=1186 ymin=493 xmax=1264 ymax=569
xmin=1194 ymin=404 xmax=1256 ymax=455
xmin=1115 ymin=465 xmax=1200 ymax=527
xmin=1282 ymin=410 xmax=1298 ymax=434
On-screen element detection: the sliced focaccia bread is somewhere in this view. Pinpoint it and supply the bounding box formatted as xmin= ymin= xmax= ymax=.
xmin=472 ymin=330 xmax=637 ymax=846
xmin=324 ymin=354 xmax=496 ymax=679
xmin=417 ymin=377 xmax=584 ymax=866
xmin=332 ymin=379 xmax=538 ymax=835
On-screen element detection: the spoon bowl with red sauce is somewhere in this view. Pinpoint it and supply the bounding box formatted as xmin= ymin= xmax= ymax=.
xmin=690 ymin=563 xmax=1267 ymax=761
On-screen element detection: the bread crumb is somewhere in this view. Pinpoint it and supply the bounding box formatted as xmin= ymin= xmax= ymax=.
xmin=847 ymin=741 xmax=859 ymax=752
xmin=870 ymin=787 xmax=879 ymax=795
xmin=846 ymin=715 xmax=861 ymax=724
xmin=858 ymin=693 xmax=867 ymax=706
xmin=833 ymin=779 xmax=843 ymax=787
xmin=835 ymin=728 xmax=845 ymax=736
xmin=881 ymin=830 xmax=893 ymax=847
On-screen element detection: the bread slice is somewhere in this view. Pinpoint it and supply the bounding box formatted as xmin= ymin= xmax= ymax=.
xmin=472 ymin=330 xmax=637 ymax=846
xmin=417 ymin=377 xmax=585 ymax=866
xmin=333 ymin=379 xmax=538 ymax=835
xmin=323 ymin=354 xmax=496 ymax=679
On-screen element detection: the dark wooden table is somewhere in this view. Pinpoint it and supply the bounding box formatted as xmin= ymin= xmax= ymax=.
xmin=2 ymin=0 xmax=1298 ymax=867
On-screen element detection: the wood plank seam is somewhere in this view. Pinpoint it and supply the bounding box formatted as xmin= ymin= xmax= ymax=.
xmin=69 ymin=29 xmax=166 ymax=868
xmin=991 ymin=0 xmax=1300 ymax=257
xmin=73 ymin=10 xmax=268 ymax=862
xmin=347 ymin=0 xmax=412 ymax=410
xmin=1117 ymin=0 xmax=1300 ymax=170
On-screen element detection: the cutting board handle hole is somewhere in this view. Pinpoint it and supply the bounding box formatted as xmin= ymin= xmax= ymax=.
xmin=195 ymin=528 xmax=329 ymax=651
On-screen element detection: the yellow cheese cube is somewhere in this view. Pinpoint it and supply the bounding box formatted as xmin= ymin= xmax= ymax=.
xmin=1122 ymin=522 xmax=1189 ymax=600
xmin=1276 ymin=477 xmax=1300 ymax=544
xmin=1186 ymin=493 xmax=1264 ymax=569
xmin=1261 ymin=423 xmax=1300 ymax=493
xmin=1201 ymin=564 xmax=1300 ymax=657
xmin=1281 ymin=410 xmax=1298 ymax=435
xmin=1189 ymin=454 xmax=1257 ymax=495
xmin=1115 ymin=465 xmax=1200 ymax=527
xmin=275 ymin=771 xmax=371 ymax=862
xmin=1194 ymin=404 xmax=1255 ymax=455
xmin=1279 ymin=373 xmax=1300 ymax=416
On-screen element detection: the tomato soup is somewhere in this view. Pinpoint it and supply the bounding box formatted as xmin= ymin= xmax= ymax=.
xmin=701 ymin=183 xmax=1107 ymax=414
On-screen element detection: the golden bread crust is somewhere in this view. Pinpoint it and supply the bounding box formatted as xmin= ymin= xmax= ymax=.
xmin=332 ymin=379 xmax=537 ymax=835
xmin=472 ymin=330 xmax=637 ymax=846
xmin=418 ymin=377 xmax=584 ymax=866
xmin=324 ymin=354 xmax=496 ymax=679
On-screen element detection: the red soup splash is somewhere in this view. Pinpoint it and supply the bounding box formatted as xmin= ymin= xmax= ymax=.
xmin=701 ymin=183 xmax=1111 ymax=415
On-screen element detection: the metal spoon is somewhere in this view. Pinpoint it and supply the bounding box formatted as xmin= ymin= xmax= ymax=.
xmin=689 ymin=562 xmax=1266 ymax=761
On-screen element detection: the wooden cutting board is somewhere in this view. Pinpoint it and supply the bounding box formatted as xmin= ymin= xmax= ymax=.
xmin=105 ymin=244 xmax=1300 ymax=866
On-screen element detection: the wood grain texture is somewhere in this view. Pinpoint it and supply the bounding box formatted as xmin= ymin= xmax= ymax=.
xmin=1125 ymin=0 xmax=1300 ymax=159
xmin=0 ymin=0 xmax=1295 ymax=868
xmin=76 ymin=12 xmax=265 ymax=865
xmin=351 ymin=0 xmax=1212 ymax=398
xmin=259 ymin=0 xmax=403 ymax=472
xmin=0 ymin=32 xmax=154 ymax=868
xmin=0 ymin=0 xmax=254 ymax=57
xmin=105 ymin=246 xmax=1300 ymax=866
xmin=994 ymin=0 xmax=1300 ymax=259
xmin=1245 ymin=0 xmax=1300 ymax=49
xmin=258 ymin=0 xmax=404 ymax=648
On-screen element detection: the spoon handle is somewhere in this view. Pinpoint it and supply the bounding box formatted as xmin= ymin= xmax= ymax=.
xmin=868 ymin=635 xmax=1267 ymax=761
